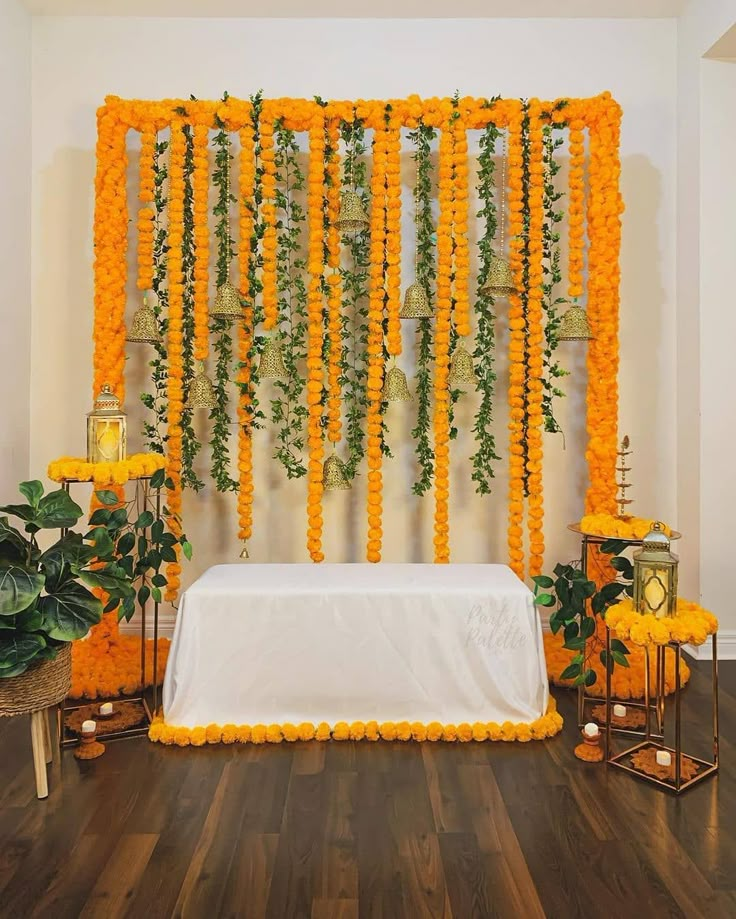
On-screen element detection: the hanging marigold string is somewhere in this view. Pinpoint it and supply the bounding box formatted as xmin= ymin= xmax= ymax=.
xmin=325 ymin=116 xmax=343 ymax=445
xmin=366 ymin=120 xmax=389 ymax=563
xmin=452 ymin=117 xmax=471 ymax=338
xmin=306 ymin=114 xmax=327 ymax=562
xmin=136 ymin=127 xmax=156 ymax=292
xmin=433 ymin=122 xmax=455 ymax=564
xmin=164 ymin=122 xmax=186 ymax=599
xmin=506 ymin=108 xmax=526 ymax=579
xmin=385 ymin=118 xmax=402 ymax=356
xmin=525 ymin=99 xmax=546 ymax=576
xmin=192 ymin=123 xmax=210 ymax=362
xmin=261 ymin=106 xmax=279 ymax=332
xmin=567 ymin=113 xmax=585 ymax=300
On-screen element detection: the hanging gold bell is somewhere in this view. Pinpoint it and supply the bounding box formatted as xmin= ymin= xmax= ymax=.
xmin=448 ymin=343 xmax=478 ymax=387
xmin=322 ymin=453 xmax=351 ymax=491
xmin=399 ymin=283 xmax=433 ymax=319
xmin=556 ymin=304 xmax=594 ymax=341
xmin=186 ymin=361 xmax=217 ymax=409
xmin=239 ymin=542 xmax=249 ymax=559
xmin=335 ymin=190 xmax=369 ymax=233
xmin=480 ymin=252 xmax=516 ymax=298
xmin=127 ymin=297 xmax=159 ymax=344
xmin=211 ymin=279 xmax=242 ymax=320
xmin=257 ymin=337 xmax=288 ymax=380
xmin=383 ymin=364 xmax=412 ymax=402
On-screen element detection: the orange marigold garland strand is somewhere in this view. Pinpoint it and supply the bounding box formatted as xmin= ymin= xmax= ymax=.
xmin=452 ymin=117 xmax=471 ymax=338
xmin=306 ymin=113 xmax=327 ymax=562
xmin=506 ymin=108 xmax=526 ymax=578
xmin=567 ymin=112 xmax=585 ymax=302
xmin=385 ymin=117 xmax=402 ymax=356
xmin=192 ymin=123 xmax=210 ymax=362
xmin=261 ymin=106 xmax=279 ymax=332
xmin=433 ymin=122 xmax=455 ymax=564
xmin=136 ymin=126 xmax=156 ymax=293
xmin=325 ymin=116 xmax=343 ymax=444
xmin=585 ymin=95 xmax=623 ymax=514
xmin=366 ymin=119 xmax=389 ymax=563
xmin=164 ymin=122 xmax=186 ymax=599
xmin=525 ymin=100 xmax=546 ymax=575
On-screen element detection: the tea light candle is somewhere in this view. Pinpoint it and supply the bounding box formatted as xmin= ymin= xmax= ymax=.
xmin=99 ymin=702 xmax=113 ymax=717
xmin=613 ymin=704 xmax=626 ymax=718
xmin=81 ymin=720 xmax=96 ymax=735
xmin=583 ymin=722 xmax=599 ymax=738
xmin=656 ymin=750 xmax=672 ymax=767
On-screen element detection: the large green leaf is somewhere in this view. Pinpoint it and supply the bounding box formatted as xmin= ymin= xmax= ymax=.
xmin=37 ymin=582 xmax=103 ymax=640
xmin=0 ymin=516 xmax=29 ymax=564
xmin=0 ymin=503 xmax=36 ymax=524
xmin=0 ymin=633 xmax=46 ymax=671
xmin=40 ymin=534 xmax=98 ymax=592
xmin=36 ymin=490 xmax=84 ymax=530
xmin=79 ymin=568 xmax=133 ymax=596
xmin=0 ymin=565 xmax=45 ymax=616
xmin=18 ymin=481 xmax=44 ymax=508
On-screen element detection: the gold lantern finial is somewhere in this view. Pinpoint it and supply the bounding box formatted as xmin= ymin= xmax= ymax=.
xmin=87 ymin=384 xmax=127 ymax=463
xmin=480 ymin=251 xmax=517 ymax=299
xmin=400 ymin=283 xmax=432 ymax=319
xmin=616 ymin=435 xmax=633 ymax=517
xmin=127 ymin=295 xmax=159 ymax=344
xmin=335 ymin=190 xmax=369 ymax=233
xmin=557 ymin=304 xmax=594 ymax=341
xmin=448 ymin=343 xmax=478 ymax=387
xmin=211 ymin=279 xmax=242 ymax=321
xmin=633 ymin=522 xmax=679 ymax=619
xmin=186 ymin=361 xmax=217 ymax=410
xmin=257 ymin=338 xmax=288 ymax=380
xmin=322 ymin=453 xmax=351 ymax=491
xmin=383 ymin=363 xmax=412 ymax=402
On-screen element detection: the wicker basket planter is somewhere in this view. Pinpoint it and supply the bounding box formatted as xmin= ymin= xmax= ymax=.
xmin=0 ymin=644 xmax=71 ymax=718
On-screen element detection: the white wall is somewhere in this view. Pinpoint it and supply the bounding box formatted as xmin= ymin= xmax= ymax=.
xmin=29 ymin=17 xmax=677 ymax=600
xmin=0 ymin=0 xmax=31 ymax=498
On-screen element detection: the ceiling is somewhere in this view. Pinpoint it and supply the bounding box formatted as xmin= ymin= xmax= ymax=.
xmin=23 ymin=0 xmax=684 ymax=17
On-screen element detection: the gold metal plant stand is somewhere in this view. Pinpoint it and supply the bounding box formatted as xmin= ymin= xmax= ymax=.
xmin=605 ymin=629 xmax=719 ymax=794
xmin=57 ymin=475 xmax=163 ymax=746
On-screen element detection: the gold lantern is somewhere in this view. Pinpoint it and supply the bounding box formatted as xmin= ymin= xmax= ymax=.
xmin=87 ymin=384 xmax=127 ymax=463
xmin=633 ymin=522 xmax=679 ymax=619
xmin=557 ymin=304 xmax=594 ymax=341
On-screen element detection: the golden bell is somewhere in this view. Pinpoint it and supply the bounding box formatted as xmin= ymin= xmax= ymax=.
xmin=239 ymin=543 xmax=249 ymax=559
xmin=557 ymin=305 xmax=594 ymax=341
xmin=399 ymin=283 xmax=433 ymax=319
xmin=448 ymin=343 xmax=478 ymax=387
xmin=186 ymin=361 xmax=217 ymax=409
xmin=257 ymin=338 xmax=288 ymax=380
xmin=322 ymin=453 xmax=351 ymax=491
xmin=383 ymin=365 xmax=412 ymax=402
xmin=480 ymin=252 xmax=516 ymax=298
xmin=211 ymin=280 xmax=242 ymax=320
xmin=335 ymin=190 xmax=369 ymax=233
xmin=127 ymin=298 xmax=159 ymax=344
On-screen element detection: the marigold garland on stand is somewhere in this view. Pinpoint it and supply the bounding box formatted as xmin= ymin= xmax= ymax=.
xmin=325 ymin=117 xmax=344 ymax=446
xmin=136 ymin=128 xmax=156 ymax=294
xmin=192 ymin=123 xmax=211 ymax=364
xmin=385 ymin=118 xmax=403 ymax=357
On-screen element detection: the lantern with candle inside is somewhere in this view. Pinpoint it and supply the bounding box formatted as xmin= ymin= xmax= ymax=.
xmin=633 ymin=521 xmax=679 ymax=618
xmin=86 ymin=384 xmax=127 ymax=463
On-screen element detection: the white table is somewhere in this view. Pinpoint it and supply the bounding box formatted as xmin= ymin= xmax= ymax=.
xmin=163 ymin=564 xmax=549 ymax=729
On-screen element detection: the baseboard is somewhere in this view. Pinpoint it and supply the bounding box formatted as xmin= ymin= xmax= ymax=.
xmin=683 ymin=631 xmax=736 ymax=661
xmin=119 ymin=610 xmax=177 ymax=638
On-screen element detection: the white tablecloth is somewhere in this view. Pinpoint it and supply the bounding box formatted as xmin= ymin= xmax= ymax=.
xmin=163 ymin=564 xmax=549 ymax=728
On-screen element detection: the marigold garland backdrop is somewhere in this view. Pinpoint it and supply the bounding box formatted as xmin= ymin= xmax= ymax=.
xmin=92 ymin=92 xmax=623 ymax=601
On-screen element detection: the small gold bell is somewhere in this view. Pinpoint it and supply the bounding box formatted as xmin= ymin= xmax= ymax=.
xmin=322 ymin=453 xmax=351 ymax=491
xmin=383 ymin=364 xmax=412 ymax=402
xmin=556 ymin=305 xmax=594 ymax=341
xmin=399 ymin=283 xmax=433 ymax=319
xmin=335 ymin=190 xmax=370 ymax=233
xmin=127 ymin=296 xmax=159 ymax=344
xmin=239 ymin=542 xmax=249 ymax=559
xmin=480 ymin=252 xmax=516 ymax=298
xmin=448 ymin=344 xmax=478 ymax=387
xmin=186 ymin=361 xmax=217 ymax=409
xmin=257 ymin=338 xmax=288 ymax=380
xmin=211 ymin=280 xmax=242 ymax=320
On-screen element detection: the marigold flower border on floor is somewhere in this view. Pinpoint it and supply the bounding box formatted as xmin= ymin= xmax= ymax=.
xmin=93 ymin=93 xmax=622 ymax=580
xmin=148 ymin=698 xmax=563 ymax=747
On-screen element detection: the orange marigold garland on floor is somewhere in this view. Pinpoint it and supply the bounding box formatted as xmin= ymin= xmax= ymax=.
xmin=136 ymin=127 xmax=156 ymax=293
xmin=325 ymin=116 xmax=343 ymax=444
xmin=526 ymin=100 xmax=546 ymax=576
xmin=433 ymin=121 xmax=454 ymax=564
xmin=306 ymin=113 xmax=327 ymax=562
xmin=261 ymin=106 xmax=279 ymax=332
xmin=385 ymin=116 xmax=402 ymax=356
xmin=192 ymin=123 xmax=210 ymax=362
xmin=506 ymin=106 xmax=526 ymax=578
xmin=452 ymin=116 xmax=471 ymax=338
xmin=366 ymin=120 xmax=388 ymax=563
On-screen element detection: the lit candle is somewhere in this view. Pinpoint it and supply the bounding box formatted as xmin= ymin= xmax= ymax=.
xmin=583 ymin=722 xmax=599 ymax=738
xmin=613 ymin=704 xmax=626 ymax=718
xmin=656 ymin=750 xmax=672 ymax=767
xmin=81 ymin=720 xmax=97 ymax=735
xmin=99 ymin=702 xmax=113 ymax=717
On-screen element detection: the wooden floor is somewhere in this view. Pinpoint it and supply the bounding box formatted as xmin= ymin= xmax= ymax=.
xmin=0 ymin=660 xmax=733 ymax=919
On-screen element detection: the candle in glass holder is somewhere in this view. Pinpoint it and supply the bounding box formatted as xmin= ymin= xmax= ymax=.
xmin=613 ymin=704 xmax=626 ymax=718
xmin=656 ymin=750 xmax=672 ymax=767
xmin=81 ymin=720 xmax=97 ymax=735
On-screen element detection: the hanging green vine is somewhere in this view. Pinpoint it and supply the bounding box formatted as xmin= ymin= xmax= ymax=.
xmin=520 ymin=100 xmax=532 ymax=496
xmin=541 ymin=118 xmax=570 ymax=434
xmin=210 ymin=110 xmax=238 ymax=492
xmin=141 ymin=136 xmax=169 ymax=456
xmin=181 ymin=125 xmax=204 ymax=490
xmin=408 ymin=121 xmax=436 ymax=496
xmin=339 ymin=117 xmax=370 ymax=481
xmin=471 ymin=118 xmax=503 ymax=495
xmin=271 ymin=121 xmax=308 ymax=478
